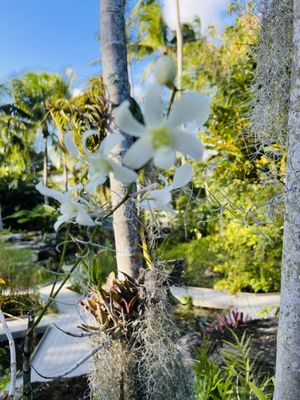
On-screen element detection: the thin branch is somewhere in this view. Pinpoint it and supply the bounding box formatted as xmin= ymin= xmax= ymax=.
xmin=53 ymin=322 xmax=103 ymax=337
xmin=31 ymin=336 xmax=112 ymax=380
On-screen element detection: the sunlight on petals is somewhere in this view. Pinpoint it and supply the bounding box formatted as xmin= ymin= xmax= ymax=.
xmin=123 ymin=136 xmax=153 ymax=169
xmin=110 ymin=162 xmax=137 ymax=184
xmin=64 ymin=131 xmax=79 ymax=158
xmin=153 ymin=146 xmax=176 ymax=169
xmin=172 ymin=129 xmax=203 ymax=161
xmin=144 ymin=83 xmax=163 ymax=128
xmin=171 ymin=163 xmax=193 ymax=190
xmin=114 ymin=101 xmax=147 ymax=137
xmin=167 ymin=92 xmax=210 ymax=127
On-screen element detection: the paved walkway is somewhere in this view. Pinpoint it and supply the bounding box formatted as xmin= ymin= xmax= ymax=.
xmin=0 ymin=314 xmax=56 ymax=341
xmin=30 ymin=282 xmax=93 ymax=382
xmin=171 ymin=286 xmax=280 ymax=319
xmin=4 ymin=282 xmax=280 ymax=384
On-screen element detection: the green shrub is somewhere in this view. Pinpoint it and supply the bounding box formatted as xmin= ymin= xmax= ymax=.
xmin=0 ymin=242 xmax=49 ymax=292
xmin=211 ymin=222 xmax=282 ymax=293
xmin=158 ymin=237 xmax=217 ymax=287
xmin=158 ymin=217 xmax=282 ymax=293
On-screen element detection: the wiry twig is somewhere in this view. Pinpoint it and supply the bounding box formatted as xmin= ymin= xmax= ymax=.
xmin=53 ymin=322 xmax=103 ymax=337
xmin=31 ymin=336 xmax=111 ymax=380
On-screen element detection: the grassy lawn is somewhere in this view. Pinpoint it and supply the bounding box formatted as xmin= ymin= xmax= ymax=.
xmin=0 ymin=241 xmax=51 ymax=293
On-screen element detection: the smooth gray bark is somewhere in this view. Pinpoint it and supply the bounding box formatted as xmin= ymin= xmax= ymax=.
xmin=100 ymin=0 xmax=141 ymax=280
xmin=274 ymin=2 xmax=300 ymax=398
xmin=175 ymin=0 xmax=183 ymax=92
xmin=43 ymin=132 xmax=49 ymax=205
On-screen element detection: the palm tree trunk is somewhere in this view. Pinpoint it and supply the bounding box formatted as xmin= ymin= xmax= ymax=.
xmin=43 ymin=129 xmax=49 ymax=205
xmin=175 ymin=0 xmax=183 ymax=93
xmin=100 ymin=0 xmax=142 ymax=280
xmin=274 ymin=2 xmax=300 ymax=398
xmin=0 ymin=204 xmax=3 ymax=231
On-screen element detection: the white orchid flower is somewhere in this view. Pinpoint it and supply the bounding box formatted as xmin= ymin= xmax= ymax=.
xmin=36 ymin=182 xmax=95 ymax=231
xmin=114 ymin=84 xmax=210 ymax=170
xmin=140 ymin=163 xmax=193 ymax=215
xmin=64 ymin=130 xmax=137 ymax=193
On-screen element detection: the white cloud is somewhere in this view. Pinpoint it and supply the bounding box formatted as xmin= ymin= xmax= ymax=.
xmin=71 ymin=88 xmax=82 ymax=98
xmin=162 ymin=0 xmax=230 ymax=32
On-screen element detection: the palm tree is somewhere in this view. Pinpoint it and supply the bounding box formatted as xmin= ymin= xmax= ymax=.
xmin=127 ymin=0 xmax=171 ymax=84
xmin=11 ymin=72 xmax=70 ymax=202
xmin=47 ymin=77 xmax=110 ymax=190
xmin=0 ymin=101 xmax=34 ymax=177
xmin=128 ymin=0 xmax=169 ymax=59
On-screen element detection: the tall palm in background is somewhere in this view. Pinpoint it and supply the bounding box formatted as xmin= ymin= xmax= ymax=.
xmin=127 ymin=0 xmax=170 ymax=84
xmin=48 ymin=77 xmax=110 ymax=190
xmin=11 ymin=72 xmax=70 ymax=202
xmin=127 ymin=0 xmax=199 ymax=85
xmin=0 ymin=101 xmax=34 ymax=177
xmin=128 ymin=0 xmax=169 ymax=58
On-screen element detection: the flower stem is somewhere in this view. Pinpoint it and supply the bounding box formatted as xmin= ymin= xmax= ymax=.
xmin=167 ymin=86 xmax=178 ymax=116
xmin=28 ymin=184 xmax=134 ymax=335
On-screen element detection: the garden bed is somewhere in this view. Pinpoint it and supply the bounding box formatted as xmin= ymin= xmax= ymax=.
xmin=26 ymin=317 xmax=277 ymax=399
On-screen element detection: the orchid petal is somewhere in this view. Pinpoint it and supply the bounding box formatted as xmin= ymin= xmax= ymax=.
xmin=110 ymin=161 xmax=137 ymax=184
xmin=81 ymin=130 xmax=99 ymax=154
xmin=114 ymin=101 xmax=147 ymax=137
xmin=172 ymin=129 xmax=203 ymax=161
xmin=123 ymin=136 xmax=153 ymax=169
xmin=164 ymin=203 xmax=176 ymax=216
xmin=171 ymin=163 xmax=193 ymax=190
xmin=167 ymin=92 xmax=210 ymax=127
xmin=153 ymin=146 xmax=176 ymax=170
xmin=85 ymin=173 xmax=107 ymax=193
xmin=87 ymin=157 xmax=110 ymax=177
xmin=100 ymin=132 xmax=124 ymax=156
xmin=75 ymin=208 xmax=95 ymax=227
xmin=64 ymin=131 xmax=79 ymax=158
xmin=36 ymin=182 xmax=64 ymax=203
xmin=142 ymin=188 xmax=172 ymax=209
xmin=69 ymin=184 xmax=84 ymax=192
xmin=60 ymin=200 xmax=77 ymax=218
xmin=158 ymin=173 xmax=168 ymax=185
xmin=144 ymin=83 xmax=163 ymax=128
xmin=54 ymin=214 xmax=70 ymax=231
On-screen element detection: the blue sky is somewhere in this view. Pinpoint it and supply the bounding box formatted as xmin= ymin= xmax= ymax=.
xmin=0 ymin=0 xmax=100 ymax=86
xmin=0 ymin=0 xmax=230 ymax=90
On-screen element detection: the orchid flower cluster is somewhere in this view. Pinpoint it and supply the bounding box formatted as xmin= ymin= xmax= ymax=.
xmin=36 ymin=56 xmax=210 ymax=231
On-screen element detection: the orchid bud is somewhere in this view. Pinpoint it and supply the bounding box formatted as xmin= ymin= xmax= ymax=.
xmin=154 ymin=56 xmax=177 ymax=88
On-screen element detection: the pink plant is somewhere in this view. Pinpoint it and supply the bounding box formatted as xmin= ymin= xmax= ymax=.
xmin=205 ymin=309 xmax=249 ymax=332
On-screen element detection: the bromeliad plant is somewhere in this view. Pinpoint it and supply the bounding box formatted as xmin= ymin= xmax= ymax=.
xmin=79 ymin=271 xmax=141 ymax=339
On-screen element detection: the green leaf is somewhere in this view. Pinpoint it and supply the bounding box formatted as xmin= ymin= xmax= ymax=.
xmin=249 ymin=382 xmax=268 ymax=400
